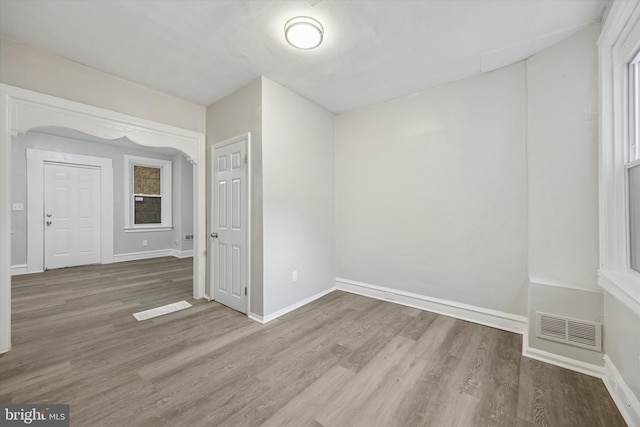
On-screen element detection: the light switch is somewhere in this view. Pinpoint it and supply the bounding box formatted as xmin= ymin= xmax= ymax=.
xmin=12 ymin=203 xmax=24 ymax=211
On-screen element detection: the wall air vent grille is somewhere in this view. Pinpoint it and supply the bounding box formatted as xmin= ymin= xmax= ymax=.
xmin=536 ymin=312 xmax=601 ymax=352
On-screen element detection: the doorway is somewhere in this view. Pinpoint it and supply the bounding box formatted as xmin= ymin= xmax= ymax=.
xmin=25 ymin=148 xmax=114 ymax=272
xmin=0 ymin=84 xmax=207 ymax=354
xmin=44 ymin=162 xmax=101 ymax=269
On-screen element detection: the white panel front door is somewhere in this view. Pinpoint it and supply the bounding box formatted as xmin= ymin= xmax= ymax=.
xmin=44 ymin=163 xmax=101 ymax=269
xmin=211 ymin=138 xmax=248 ymax=313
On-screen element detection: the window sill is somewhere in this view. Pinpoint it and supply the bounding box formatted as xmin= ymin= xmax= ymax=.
xmin=598 ymin=269 xmax=640 ymax=313
xmin=124 ymin=226 xmax=173 ymax=233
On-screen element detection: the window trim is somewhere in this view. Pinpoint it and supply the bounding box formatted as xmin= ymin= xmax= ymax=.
xmin=124 ymin=155 xmax=172 ymax=232
xmin=598 ymin=0 xmax=640 ymax=313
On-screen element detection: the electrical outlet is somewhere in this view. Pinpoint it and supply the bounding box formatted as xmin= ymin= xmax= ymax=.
xmin=12 ymin=203 xmax=24 ymax=211
xmin=292 ymin=270 xmax=298 ymax=283
xmin=142 ymin=240 xmax=148 ymax=247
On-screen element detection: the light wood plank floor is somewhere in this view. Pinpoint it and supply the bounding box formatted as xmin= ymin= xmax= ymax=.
xmin=1 ymin=258 xmax=626 ymax=426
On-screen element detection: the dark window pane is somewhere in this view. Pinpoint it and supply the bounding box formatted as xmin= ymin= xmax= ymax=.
xmin=134 ymin=196 xmax=161 ymax=224
xmin=630 ymin=164 xmax=640 ymax=272
xmin=134 ymin=166 xmax=161 ymax=195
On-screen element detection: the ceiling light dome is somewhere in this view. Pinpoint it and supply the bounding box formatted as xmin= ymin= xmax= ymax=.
xmin=284 ymin=16 xmax=324 ymax=50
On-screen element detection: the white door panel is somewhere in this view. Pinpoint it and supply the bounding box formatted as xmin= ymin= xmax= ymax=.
xmin=211 ymin=138 xmax=248 ymax=313
xmin=44 ymin=163 xmax=101 ymax=269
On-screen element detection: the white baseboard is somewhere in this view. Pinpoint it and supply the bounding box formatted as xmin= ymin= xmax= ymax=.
xmin=171 ymin=249 xmax=194 ymax=258
xmin=13 ymin=251 xmax=193 ymax=274
xmin=114 ymin=249 xmax=173 ymax=263
xmin=251 ymin=286 xmax=337 ymax=325
xmin=114 ymin=249 xmax=193 ymax=263
xmin=247 ymin=313 xmax=264 ymax=324
xmin=521 ymin=339 xmax=606 ymax=379
xmin=13 ymin=250 xmax=192 ymax=274
xmin=335 ymin=277 xmax=527 ymax=334
xmin=10 ymin=264 xmax=28 ymax=276
xmin=603 ymin=355 xmax=640 ymax=427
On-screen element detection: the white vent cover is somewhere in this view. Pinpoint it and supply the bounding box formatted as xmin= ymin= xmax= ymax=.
xmin=536 ymin=312 xmax=602 ymax=352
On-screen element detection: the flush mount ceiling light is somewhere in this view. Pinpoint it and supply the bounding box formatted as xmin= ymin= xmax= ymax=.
xmin=284 ymin=16 xmax=324 ymax=49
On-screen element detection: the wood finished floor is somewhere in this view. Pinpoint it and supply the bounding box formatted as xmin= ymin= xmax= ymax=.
xmin=1 ymin=257 xmax=626 ymax=427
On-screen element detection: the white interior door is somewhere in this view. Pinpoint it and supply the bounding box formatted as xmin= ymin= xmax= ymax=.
xmin=44 ymin=163 xmax=101 ymax=269
xmin=211 ymin=138 xmax=248 ymax=313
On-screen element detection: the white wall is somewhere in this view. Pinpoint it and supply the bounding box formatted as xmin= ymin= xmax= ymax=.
xmin=11 ymin=131 xmax=193 ymax=265
xmin=262 ymin=77 xmax=335 ymax=316
xmin=206 ymin=78 xmax=264 ymax=315
xmin=604 ymin=293 xmax=640 ymax=403
xmin=0 ymin=37 xmax=205 ymax=133
xmin=335 ymin=63 xmax=528 ymax=316
xmin=181 ymin=154 xmax=194 ymax=252
xmin=171 ymin=153 xmax=195 ymax=254
xmin=526 ymin=24 xmax=604 ymax=364
xmin=527 ymin=24 xmax=600 ymax=289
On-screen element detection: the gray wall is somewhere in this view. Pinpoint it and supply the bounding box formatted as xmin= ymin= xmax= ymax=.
xmin=206 ymin=77 xmax=335 ymax=318
xmin=335 ymin=61 xmax=528 ymax=316
xmin=604 ymin=294 xmax=640 ymax=403
xmin=206 ymin=78 xmax=264 ymax=316
xmin=526 ymin=24 xmax=604 ymax=364
xmin=11 ymin=131 xmax=193 ymax=265
xmin=261 ymin=77 xmax=335 ymax=316
xmin=171 ymin=152 xmax=195 ymax=253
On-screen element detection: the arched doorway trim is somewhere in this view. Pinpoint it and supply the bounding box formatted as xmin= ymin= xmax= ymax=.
xmin=0 ymin=84 xmax=207 ymax=353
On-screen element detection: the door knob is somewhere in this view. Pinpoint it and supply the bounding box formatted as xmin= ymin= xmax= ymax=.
xmin=210 ymin=232 xmax=218 ymax=238
xmin=46 ymin=213 xmax=52 ymax=217
xmin=46 ymin=221 xmax=52 ymax=226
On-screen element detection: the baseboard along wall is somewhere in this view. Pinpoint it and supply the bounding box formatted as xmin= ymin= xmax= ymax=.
xmin=603 ymin=355 xmax=640 ymax=427
xmin=9 ymin=264 xmax=29 ymax=276
xmin=113 ymin=249 xmax=193 ymax=263
xmin=521 ymin=337 xmax=607 ymax=379
xmin=11 ymin=249 xmax=193 ymax=274
xmin=248 ymin=286 xmax=337 ymax=324
xmin=335 ymin=277 xmax=528 ymax=334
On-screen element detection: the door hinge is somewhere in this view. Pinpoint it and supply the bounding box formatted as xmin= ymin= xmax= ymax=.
xmin=244 ymin=287 xmax=247 ymax=296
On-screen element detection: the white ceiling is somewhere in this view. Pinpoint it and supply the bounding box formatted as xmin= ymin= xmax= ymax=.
xmin=0 ymin=0 xmax=608 ymax=113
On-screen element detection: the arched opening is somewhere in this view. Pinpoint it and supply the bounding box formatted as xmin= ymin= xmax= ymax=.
xmin=13 ymin=126 xmax=195 ymax=270
xmin=0 ymin=84 xmax=206 ymax=353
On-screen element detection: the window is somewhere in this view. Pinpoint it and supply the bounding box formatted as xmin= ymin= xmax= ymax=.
xmin=124 ymin=155 xmax=172 ymax=231
xmin=630 ymin=163 xmax=640 ymax=271
xmin=599 ymin=1 xmax=640 ymax=305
